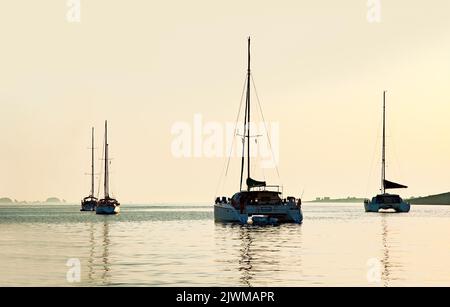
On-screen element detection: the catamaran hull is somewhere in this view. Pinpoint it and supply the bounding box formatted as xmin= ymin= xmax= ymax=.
xmin=364 ymin=201 xmax=410 ymax=213
xmin=80 ymin=204 xmax=96 ymax=211
xmin=214 ymin=203 xmax=303 ymax=224
xmin=96 ymin=205 xmax=120 ymax=215
xmin=286 ymin=209 xmax=303 ymax=223
xmin=214 ymin=204 xmax=248 ymax=224
xmin=80 ymin=201 xmax=97 ymax=212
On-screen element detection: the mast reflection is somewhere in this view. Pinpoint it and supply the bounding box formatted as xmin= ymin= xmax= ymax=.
xmin=85 ymin=218 xmax=112 ymax=285
xmin=238 ymin=226 xmax=254 ymax=286
xmin=87 ymin=222 xmax=95 ymax=283
xmin=101 ymin=219 xmax=111 ymax=285
xmin=381 ymin=214 xmax=390 ymax=287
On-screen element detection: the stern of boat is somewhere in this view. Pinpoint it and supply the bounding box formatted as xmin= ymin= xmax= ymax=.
xmin=364 ymin=199 xmax=380 ymax=212
xmin=286 ymin=207 xmax=303 ymax=223
xmin=81 ymin=198 xmax=98 ymax=212
xmin=393 ymin=201 xmax=410 ymax=213
xmin=214 ymin=203 xmax=248 ymax=224
xmin=96 ymin=198 xmax=120 ymax=215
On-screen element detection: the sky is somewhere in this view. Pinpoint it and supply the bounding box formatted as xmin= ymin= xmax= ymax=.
xmin=1 ymin=0 xmax=450 ymax=203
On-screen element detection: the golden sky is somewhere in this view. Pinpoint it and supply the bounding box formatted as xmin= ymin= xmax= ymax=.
xmin=1 ymin=1 xmax=450 ymax=202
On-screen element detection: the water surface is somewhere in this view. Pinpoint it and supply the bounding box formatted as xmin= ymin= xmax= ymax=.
xmin=0 ymin=203 xmax=449 ymax=286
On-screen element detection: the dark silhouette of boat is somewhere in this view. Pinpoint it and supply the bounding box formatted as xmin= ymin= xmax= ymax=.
xmin=364 ymin=91 xmax=410 ymax=213
xmin=96 ymin=121 xmax=120 ymax=215
xmin=81 ymin=127 xmax=98 ymax=211
xmin=214 ymin=38 xmax=303 ymax=224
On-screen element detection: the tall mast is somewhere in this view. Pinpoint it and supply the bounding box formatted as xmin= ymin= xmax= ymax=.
xmin=246 ymin=37 xmax=251 ymax=191
xmin=240 ymin=37 xmax=252 ymax=191
xmin=104 ymin=120 xmax=109 ymax=199
xmin=381 ymin=91 xmax=386 ymax=194
xmin=240 ymin=82 xmax=248 ymax=191
xmin=91 ymin=127 xmax=95 ymax=197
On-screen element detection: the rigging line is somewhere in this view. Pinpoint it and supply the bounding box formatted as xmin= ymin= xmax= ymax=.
xmin=227 ymin=76 xmax=248 ymax=176
xmin=213 ymin=75 xmax=248 ymax=198
xmin=240 ymin=81 xmax=249 ymax=191
xmin=110 ymin=160 xmax=116 ymax=198
xmin=96 ymin=129 xmax=105 ymax=199
xmin=390 ymin=124 xmax=403 ymax=182
xmin=250 ymin=74 xmax=281 ymax=179
xmin=365 ymin=118 xmax=382 ymax=198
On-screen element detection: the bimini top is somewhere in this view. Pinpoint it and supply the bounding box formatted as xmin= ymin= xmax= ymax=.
xmin=232 ymin=190 xmax=282 ymax=204
xmin=246 ymin=177 xmax=266 ymax=189
xmin=83 ymin=196 xmax=97 ymax=201
xmin=374 ymin=193 xmax=403 ymax=204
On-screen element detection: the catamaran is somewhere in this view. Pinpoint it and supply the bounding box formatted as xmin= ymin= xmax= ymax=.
xmin=81 ymin=127 xmax=98 ymax=211
xmin=96 ymin=121 xmax=120 ymax=215
xmin=364 ymin=91 xmax=410 ymax=213
xmin=214 ymin=38 xmax=303 ymax=225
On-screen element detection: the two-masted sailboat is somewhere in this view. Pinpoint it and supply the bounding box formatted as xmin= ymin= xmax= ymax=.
xmin=96 ymin=121 xmax=120 ymax=215
xmin=81 ymin=127 xmax=98 ymax=211
xmin=214 ymin=38 xmax=303 ymax=224
xmin=364 ymin=91 xmax=410 ymax=213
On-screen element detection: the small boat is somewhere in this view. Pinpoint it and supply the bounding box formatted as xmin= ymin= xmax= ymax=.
xmin=96 ymin=121 xmax=120 ymax=215
xmin=81 ymin=127 xmax=98 ymax=211
xmin=364 ymin=91 xmax=410 ymax=213
xmin=251 ymin=215 xmax=279 ymax=225
xmin=214 ymin=38 xmax=303 ymax=224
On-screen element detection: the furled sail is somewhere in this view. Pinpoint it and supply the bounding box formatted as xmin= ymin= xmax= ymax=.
xmin=246 ymin=177 xmax=266 ymax=188
xmin=384 ymin=179 xmax=407 ymax=190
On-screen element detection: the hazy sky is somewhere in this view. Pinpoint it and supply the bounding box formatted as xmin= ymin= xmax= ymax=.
xmin=1 ymin=1 xmax=450 ymax=203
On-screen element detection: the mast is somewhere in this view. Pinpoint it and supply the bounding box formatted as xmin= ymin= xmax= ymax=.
xmin=91 ymin=127 xmax=95 ymax=197
xmin=381 ymin=91 xmax=386 ymax=194
xmin=247 ymin=37 xmax=251 ymax=190
xmin=246 ymin=37 xmax=251 ymax=191
xmin=104 ymin=121 xmax=109 ymax=199
xmin=240 ymin=37 xmax=252 ymax=191
xmin=240 ymin=83 xmax=248 ymax=191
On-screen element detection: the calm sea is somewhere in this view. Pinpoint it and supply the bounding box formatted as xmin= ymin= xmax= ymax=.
xmin=0 ymin=203 xmax=449 ymax=286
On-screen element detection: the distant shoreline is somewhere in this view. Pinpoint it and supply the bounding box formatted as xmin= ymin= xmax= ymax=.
xmin=308 ymin=192 xmax=450 ymax=206
xmin=0 ymin=197 xmax=66 ymax=204
xmin=307 ymin=197 xmax=365 ymax=203
xmin=407 ymin=192 xmax=450 ymax=206
xmin=306 ymin=201 xmax=450 ymax=206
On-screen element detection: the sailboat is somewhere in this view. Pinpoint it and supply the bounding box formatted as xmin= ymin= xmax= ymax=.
xmin=214 ymin=38 xmax=303 ymax=224
xmin=96 ymin=120 xmax=121 ymax=215
xmin=81 ymin=127 xmax=98 ymax=211
xmin=364 ymin=91 xmax=410 ymax=213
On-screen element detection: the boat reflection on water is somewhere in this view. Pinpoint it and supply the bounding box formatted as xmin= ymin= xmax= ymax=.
xmin=238 ymin=227 xmax=254 ymax=286
xmin=101 ymin=219 xmax=111 ymax=284
xmin=378 ymin=214 xmax=405 ymax=287
xmin=380 ymin=215 xmax=391 ymax=287
xmin=84 ymin=219 xmax=112 ymax=285
xmin=87 ymin=222 xmax=95 ymax=282
xmin=214 ymin=223 xmax=303 ymax=287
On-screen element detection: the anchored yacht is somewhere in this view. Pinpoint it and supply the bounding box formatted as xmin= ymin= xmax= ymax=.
xmin=96 ymin=121 xmax=120 ymax=215
xmin=364 ymin=91 xmax=410 ymax=213
xmin=214 ymin=38 xmax=303 ymax=225
xmin=81 ymin=127 xmax=98 ymax=211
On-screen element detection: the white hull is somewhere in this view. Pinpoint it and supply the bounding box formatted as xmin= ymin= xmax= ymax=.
xmin=214 ymin=203 xmax=303 ymax=224
xmin=214 ymin=203 xmax=248 ymax=224
xmin=96 ymin=205 xmax=120 ymax=215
